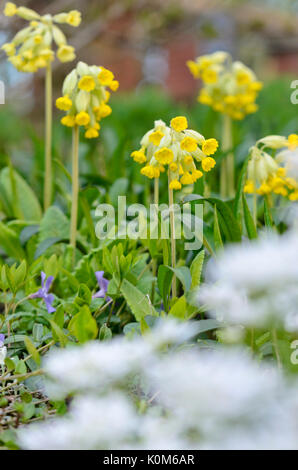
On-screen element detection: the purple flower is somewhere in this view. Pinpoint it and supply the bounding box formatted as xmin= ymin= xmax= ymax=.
xmin=93 ymin=271 xmax=111 ymax=301
xmin=30 ymin=271 xmax=56 ymax=314
xmin=0 ymin=334 xmax=5 ymax=348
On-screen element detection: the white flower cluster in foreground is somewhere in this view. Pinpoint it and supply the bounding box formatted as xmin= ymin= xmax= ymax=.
xmin=199 ymin=231 xmax=298 ymax=331
xmin=18 ymin=320 xmax=298 ymax=450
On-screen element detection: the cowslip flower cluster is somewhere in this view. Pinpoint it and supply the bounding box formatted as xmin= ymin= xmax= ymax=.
xmin=17 ymin=320 xmax=298 ymax=450
xmin=244 ymin=134 xmax=298 ymax=200
xmin=198 ymin=231 xmax=298 ymax=331
xmin=187 ymin=52 xmax=263 ymax=120
xmin=56 ymin=61 xmax=119 ymax=139
xmin=2 ymin=3 xmax=81 ymax=72
xmin=131 ymin=116 xmax=218 ymax=190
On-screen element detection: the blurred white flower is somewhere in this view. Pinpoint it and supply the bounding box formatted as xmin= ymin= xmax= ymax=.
xmin=17 ymin=320 xmax=298 ymax=450
xmin=18 ymin=393 xmax=140 ymax=450
xmin=199 ymin=232 xmax=298 ymax=330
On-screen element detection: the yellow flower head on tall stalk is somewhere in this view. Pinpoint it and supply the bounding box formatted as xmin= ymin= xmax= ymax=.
xmin=1 ymin=3 xmax=81 ymax=72
xmin=187 ymin=51 xmax=263 ymax=120
xmin=131 ymin=116 xmax=219 ymax=190
xmin=244 ymin=134 xmax=298 ymax=199
xmin=56 ymin=62 xmax=119 ymax=138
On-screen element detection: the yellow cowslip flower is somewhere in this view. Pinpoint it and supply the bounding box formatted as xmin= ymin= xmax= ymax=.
xmin=149 ymin=130 xmax=164 ymax=146
xmin=244 ymin=180 xmax=255 ymax=194
xmin=141 ymin=165 xmax=159 ymax=179
xmin=94 ymin=103 xmax=112 ymax=119
xmin=202 ymin=157 xmax=216 ymax=172
xmin=1 ymin=43 xmax=15 ymax=56
xmin=188 ymin=51 xmax=262 ymax=120
xmin=57 ymin=62 xmax=118 ymax=138
xmin=183 ymin=155 xmax=193 ymax=165
xmin=85 ymin=128 xmax=99 ymax=139
xmin=4 ymin=2 xmax=17 ymax=16
xmin=180 ymin=172 xmax=194 ymax=185
xmin=289 ymin=190 xmax=298 ymax=201
xmin=244 ymin=135 xmax=298 ymax=201
xmin=169 ymin=162 xmax=178 ymax=172
xmin=169 ymin=180 xmax=182 ymax=190
xmin=131 ymin=117 xmax=219 ymax=188
xmin=110 ymin=80 xmax=119 ymax=92
xmin=61 ymin=115 xmax=76 ymax=127
xmin=66 ymin=10 xmax=81 ymax=27
xmin=155 ymin=148 xmax=174 ymax=165
xmin=287 ymin=134 xmax=298 ymax=150
xmin=170 ymin=116 xmax=188 ymax=132
xmin=57 ymin=45 xmax=75 ymax=63
xmin=186 ymin=60 xmax=200 ymax=78
xmin=256 ymin=182 xmax=271 ymax=195
xmin=192 ymin=169 xmax=203 ymax=180
xmin=180 ymin=137 xmax=197 ymax=152
xmin=131 ymin=150 xmax=147 ymax=164
xmin=2 ymin=4 xmax=81 ymax=72
xmin=202 ymin=138 xmax=218 ymax=156
xmin=201 ymin=68 xmax=217 ymax=84
xmin=56 ymin=95 xmax=72 ymax=111
xmin=78 ymin=75 xmax=96 ymax=92
xmin=98 ymin=68 xmax=114 ymax=86
xmin=75 ymin=112 xmax=90 ymax=126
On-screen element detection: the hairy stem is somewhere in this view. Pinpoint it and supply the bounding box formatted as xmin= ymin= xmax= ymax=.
xmin=168 ymin=169 xmax=177 ymax=298
xmin=221 ymin=114 xmax=234 ymax=198
xmin=44 ymin=63 xmax=53 ymax=211
xmin=70 ymin=125 xmax=80 ymax=254
xmin=151 ymin=177 xmax=159 ymax=303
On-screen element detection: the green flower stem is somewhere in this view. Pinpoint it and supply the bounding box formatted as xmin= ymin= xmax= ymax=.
xmin=154 ymin=176 xmax=159 ymax=206
xmin=44 ymin=62 xmax=53 ymax=211
xmin=221 ymin=114 xmax=234 ymax=198
xmin=151 ymin=177 xmax=159 ymax=303
xmin=168 ymin=169 xmax=177 ymax=298
xmin=70 ymin=125 xmax=80 ymax=253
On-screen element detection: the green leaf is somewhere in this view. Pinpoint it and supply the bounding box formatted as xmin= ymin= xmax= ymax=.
xmin=190 ymin=251 xmax=205 ymax=289
xmin=0 ymin=222 xmax=25 ymax=260
xmin=24 ymin=336 xmax=40 ymax=365
xmin=242 ymin=194 xmax=257 ymax=239
xmin=75 ymin=284 xmax=92 ymax=306
xmin=43 ymin=254 xmax=58 ymax=278
xmin=68 ymin=306 xmax=98 ymax=343
xmin=169 ymin=295 xmax=187 ymax=319
xmin=213 ymin=205 xmax=224 ymax=251
xmin=49 ymin=320 xmax=68 ymax=347
xmin=13 ymin=260 xmax=27 ymax=289
xmin=196 ymin=319 xmax=223 ymax=334
xmin=34 ymin=237 xmax=64 ymax=259
xmin=184 ymin=195 xmax=241 ymax=242
xmin=0 ymin=167 xmax=42 ymax=222
xmin=121 ymin=278 xmax=158 ymax=321
xmin=187 ymin=251 xmax=205 ymax=307
xmin=99 ymin=324 xmax=112 ymax=341
xmin=171 ymin=266 xmax=192 ymax=293
xmin=39 ymin=207 xmax=69 ymax=243
xmin=15 ymin=359 xmax=27 ymax=375
xmin=157 ymin=265 xmax=173 ymax=312
xmin=53 ymin=306 xmax=65 ymax=329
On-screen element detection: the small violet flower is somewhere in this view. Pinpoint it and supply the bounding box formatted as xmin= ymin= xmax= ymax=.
xmin=0 ymin=334 xmax=7 ymax=365
xmin=92 ymin=271 xmax=111 ymax=301
xmin=30 ymin=271 xmax=56 ymax=314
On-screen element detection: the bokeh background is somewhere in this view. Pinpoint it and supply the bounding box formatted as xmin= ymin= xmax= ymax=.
xmin=1 ymin=0 xmax=298 ymax=205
